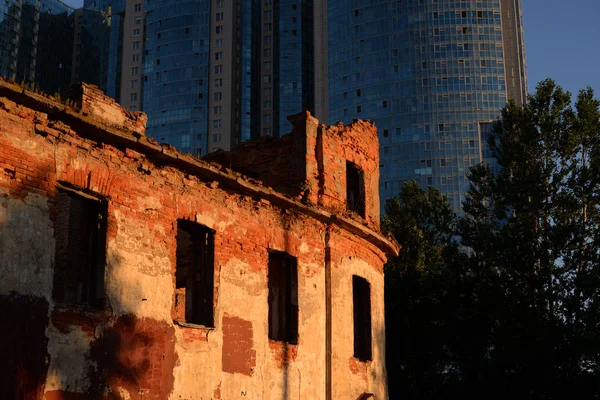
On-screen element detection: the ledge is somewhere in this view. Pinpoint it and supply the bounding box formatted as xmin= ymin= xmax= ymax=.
xmin=173 ymin=319 xmax=215 ymax=330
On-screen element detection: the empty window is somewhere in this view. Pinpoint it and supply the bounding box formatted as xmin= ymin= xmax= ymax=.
xmin=174 ymin=220 xmax=215 ymax=327
xmin=353 ymin=276 xmax=372 ymax=361
xmin=268 ymin=251 xmax=298 ymax=344
xmin=52 ymin=188 xmax=107 ymax=307
xmin=346 ymin=161 xmax=365 ymax=217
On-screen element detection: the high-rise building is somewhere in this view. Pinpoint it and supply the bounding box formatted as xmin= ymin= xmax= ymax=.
xmin=1 ymin=0 xmax=76 ymax=95
xmin=328 ymin=0 xmax=527 ymax=212
xmin=85 ymin=0 xmax=322 ymax=156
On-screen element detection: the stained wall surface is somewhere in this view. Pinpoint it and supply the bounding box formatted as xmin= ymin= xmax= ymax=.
xmin=0 ymin=81 xmax=398 ymax=399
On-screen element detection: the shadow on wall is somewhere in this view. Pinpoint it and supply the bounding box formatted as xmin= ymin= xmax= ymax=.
xmin=0 ymin=156 xmax=177 ymax=400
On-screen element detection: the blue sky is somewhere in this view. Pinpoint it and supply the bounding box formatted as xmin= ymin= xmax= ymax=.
xmin=63 ymin=0 xmax=599 ymax=97
xmin=523 ymin=0 xmax=600 ymax=97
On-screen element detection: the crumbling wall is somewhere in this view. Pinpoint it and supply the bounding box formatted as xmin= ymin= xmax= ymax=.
xmin=318 ymin=120 xmax=381 ymax=229
xmin=0 ymin=80 xmax=397 ymax=399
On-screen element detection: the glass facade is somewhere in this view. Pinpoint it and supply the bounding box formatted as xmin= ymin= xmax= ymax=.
xmin=276 ymin=0 xmax=314 ymax=135
xmin=1 ymin=0 xmax=74 ymax=95
xmin=328 ymin=0 xmax=525 ymax=213
xmin=0 ymin=1 xmax=21 ymax=81
xmin=143 ymin=0 xmax=211 ymax=156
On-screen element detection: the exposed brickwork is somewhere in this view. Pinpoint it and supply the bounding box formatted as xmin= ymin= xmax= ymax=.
xmin=88 ymin=315 xmax=177 ymax=399
xmin=222 ymin=313 xmax=257 ymax=376
xmin=0 ymin=81 xmax=398 ymax=399
xmin=269 ymin=340 xmax=299 ymax=369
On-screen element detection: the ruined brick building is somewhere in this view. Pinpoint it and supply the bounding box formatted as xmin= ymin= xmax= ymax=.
xmin=0 ymin=81 xmax=399 ymax=399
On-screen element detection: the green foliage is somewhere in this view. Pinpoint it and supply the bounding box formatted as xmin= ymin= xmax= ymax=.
xmin=385 ymin=80 xmax=600 ymax=398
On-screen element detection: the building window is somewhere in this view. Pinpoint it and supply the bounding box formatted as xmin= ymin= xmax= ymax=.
xmin=214 ymin=105 xmax=222 ymax=114
xmin=132 ymin=54 xmax=139 ymax=62
xmin=268 ymin=251 xmax=298 ymax=344
xmin=215 ymin=78 xmax=222 ymax=87
xmin=132 ymin=41 xmax=140 ymax=49
xmin=263 ymin=100 xmax=272 ymax=109
xmin=264 ymin=35 xmax=272 ymax=44
xmin=134 ymin=3 xmax=142 ymax=12
xmin=52 ymin=188 xmax=107 ymax=307
xmin=134 ymin=17 xmax=141 ymax=24
xmin=264 ymin=48 xmax=271 ymax=57
xmin=214 ymin=92 xmax=222 ymax=101
xmin=214 ymin=65 xmax=222 ymax=74
xmin=131 ymin=67 xmax=138 ymax=75
xmin=216 ymin=25 xmax=223 ymax=34
xmin=346 ymin=161 xmax=365 ymax=217
xmin=263 ymin=87 xmax=272 ymax=96
xmin=264 ymin=23 xmax=272 ymax=32
xmin=216 ymin=0 xmax=224 ymax=8
xmin=130 ymin=79 xmax=138 ymax=89
xmin=263 ymin=127 xmax=272 ymax=135
xmin=215 ymin=39 xmax=223 ymax=47
xmin=213 ymin=119 xmax=222 ymax=128
xmin=216 ymin=12 xmax=224 ymax=21
xmin=215 ymin=52 xmax=223 ymax=60
xmin=133 ymin=28 xmax=141 ymax=36
xmin=130 ymin=92 xmax=137 ymax=101
xmin=174 ymin=220 xmax=215 ymax=327
xmin=263 ymin=75 xmax=271 ymax=83
xmin=353 ymin=275 xmax=372 ymax=361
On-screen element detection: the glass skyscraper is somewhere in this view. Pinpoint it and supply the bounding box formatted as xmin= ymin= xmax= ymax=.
xmin=1 ymin=0 xmax=76 ymax=95
xmin=328 ymin=0 xmax=526 ymax=212
xmin=79 ymin=0 xmax=526 ymax=213
xmin=85 ymin=0 xmax=319 ymax=156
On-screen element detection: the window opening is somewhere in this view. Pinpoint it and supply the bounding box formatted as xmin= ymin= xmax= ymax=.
xmin=174 ymin=220 xmax=215 ymax=327
xmin=268 ymin=251 xmax=298 ymax=344
xmin=346 ymin=161 xmax=365 ymax=217
xmin=52 ymin=188 xmax=107 ymax=307
xmin=353 ymin=275 xmax=372 ymax=361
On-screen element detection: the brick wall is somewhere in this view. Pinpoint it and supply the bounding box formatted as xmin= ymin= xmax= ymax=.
xmin=0 ymin=80 xmax=398 ymax=400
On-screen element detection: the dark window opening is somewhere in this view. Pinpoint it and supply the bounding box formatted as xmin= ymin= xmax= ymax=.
xmin=268 ymin=251 xmax=298 ymax=344
xmin=52 ymin=188 xmax=107 ymax=307
xmin=353 ymin=275 xmax=372 ymax=361
xmin=174 ymin=219 xmax=215 ymax=327
xmin=346 ymin=161 xmax=365 ymax=217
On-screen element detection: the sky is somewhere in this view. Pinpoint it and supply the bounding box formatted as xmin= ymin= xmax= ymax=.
xmin=523 ymin=0 xmax=600 ymax=97
xmin=62 ymin=0 xmax=600 ymax=97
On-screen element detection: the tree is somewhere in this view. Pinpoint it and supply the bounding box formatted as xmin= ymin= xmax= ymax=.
xmin=384 ymin=80 xmax=600 ymax=398
xmin=460 ymin=79 xmax=600 ymax=397
xmin=384 ymin=181 xmax=473 ymax=399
